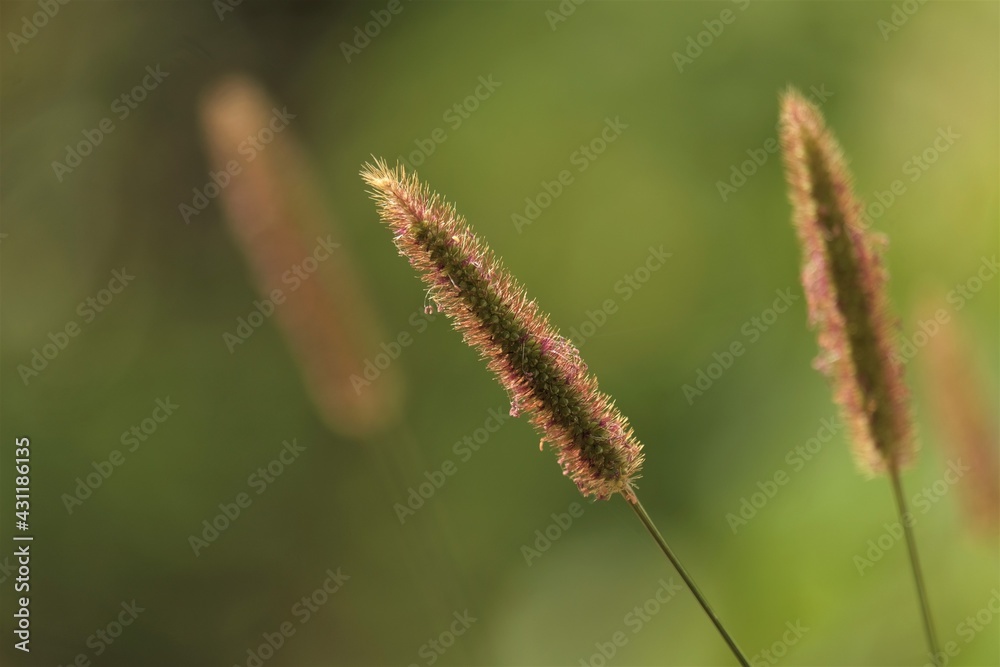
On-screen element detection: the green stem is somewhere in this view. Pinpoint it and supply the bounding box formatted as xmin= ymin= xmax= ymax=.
xmin=625 ymin=494 xmax=750 ymax=667
xmin=888 ymin=466 xmax=941 ymax=666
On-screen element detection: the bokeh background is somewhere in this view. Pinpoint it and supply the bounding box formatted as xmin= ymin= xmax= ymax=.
xmin=2 ymin=2 xmax=998 ymax=665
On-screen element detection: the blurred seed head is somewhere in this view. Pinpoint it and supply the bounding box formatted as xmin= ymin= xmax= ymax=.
xmin=362 ymin=160 xmax=643 ymax=499
xmin=921 ymin=308 xmax=999 ymax=538
xmin=200 ymin=75 xmax=402 ymax=439
xmin=779 ymin=88 xmax=914 ymax=475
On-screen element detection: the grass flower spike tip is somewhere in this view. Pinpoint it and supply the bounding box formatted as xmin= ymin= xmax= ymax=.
xmin=362 ymin=160 xmax=643 ymax=499
xmin=779 ymin=89 xmax=914 ymax=475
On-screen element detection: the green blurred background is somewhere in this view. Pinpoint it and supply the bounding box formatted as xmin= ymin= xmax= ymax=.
xmin=2 ymin=1 xmax=998 ymax=665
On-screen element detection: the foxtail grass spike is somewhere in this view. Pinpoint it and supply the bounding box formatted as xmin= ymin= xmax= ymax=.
xmin=780 ymin=88 xmax=940 ymax=665
xmin=923 ymin=310 xmax=1000 ymax=538
xmin=364 ymin=160 xmax=751 ymax=666
xmin=362 ymin=159 xmax=643 ymax=500
xmin=201 ymin=76 xmax=402 ymax=438
xmin=779 ymin=88 xmax=914 ymax=475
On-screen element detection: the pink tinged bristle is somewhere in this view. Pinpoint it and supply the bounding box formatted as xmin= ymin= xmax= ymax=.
xmin=361 ymin=159 xmax=644 ymax=499
xmin=778 ymin=88 xmax=915 ymax=475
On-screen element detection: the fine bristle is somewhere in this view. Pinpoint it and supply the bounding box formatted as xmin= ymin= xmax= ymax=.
xmin=362 ymin=160 xmax=644 ymax=499
xmin=779 ymin=88 xmax=915 ymax=475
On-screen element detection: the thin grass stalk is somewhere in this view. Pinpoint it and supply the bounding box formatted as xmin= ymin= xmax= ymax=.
xmin=779 ymin=87 xmax=940 ymax=664
xmin=363 ymin=159 xmax=748 ymax=663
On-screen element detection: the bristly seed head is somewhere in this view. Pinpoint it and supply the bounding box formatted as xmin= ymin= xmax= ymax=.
xmin=779 ymin=88 xmax=915 ymax=475
xmin=361 ymin=159 xmax=644 ymax=499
